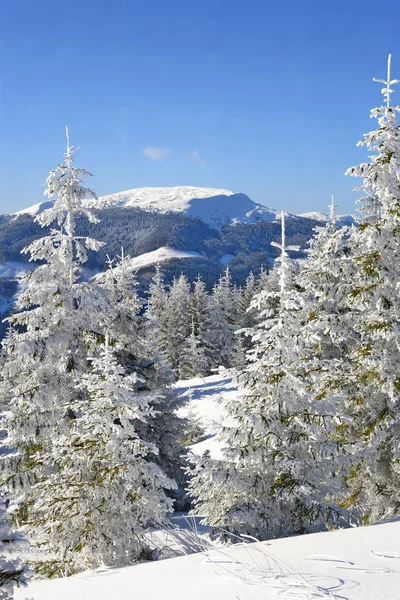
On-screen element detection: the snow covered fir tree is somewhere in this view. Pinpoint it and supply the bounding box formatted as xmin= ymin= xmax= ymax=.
xmin=333 ymin=54 xmax=400 ymax=521
xmin=0 ymin=130 xmax=180 ymax=576
xmin=2 ymin=54 xmax=400 ymax=596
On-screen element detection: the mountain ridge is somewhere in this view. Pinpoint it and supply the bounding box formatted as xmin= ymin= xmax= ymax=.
xmin=10 ymin=186 xmax=355 ymax=230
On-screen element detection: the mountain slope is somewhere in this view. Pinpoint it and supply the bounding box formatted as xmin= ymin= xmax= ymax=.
xmin=13 ymin=186 xmax=281 ymax=231
xmin=11 ymin=186 xmax=355 ymax=231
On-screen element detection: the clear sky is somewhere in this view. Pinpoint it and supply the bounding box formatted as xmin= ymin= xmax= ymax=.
xmin=0 ymin=0 xmax=399 ymax=215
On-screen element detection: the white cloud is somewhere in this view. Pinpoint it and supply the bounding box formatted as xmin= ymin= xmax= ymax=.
xmin=143 ymin=146 xmax=172 ymax=160
xmin=189 ymin=150 xmax=206 ymax=165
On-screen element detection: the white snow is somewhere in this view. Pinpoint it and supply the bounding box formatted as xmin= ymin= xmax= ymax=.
xmin=127 ymin=247 xmax=201 ymax=270
xmin=9 ymin=187 xmax=356 ymax=231
xmin=299 ymin=211 xmax=331 ymax=221
xmin=12 ymin=201 xmax=53 ymax=218
xmin=85 ymin=186 xmax=281 ymax=230
xmin=93 ymin=248 xmax=201 ymax=283
xmin=175 ymin=374 xmax=236 ymax=459
xmin=0 ymin=261 xmax=33 ymax=280
xmin=299 ymin=211 xmax=356 ymax=225
xmin=16 ymin=517 xmax=400 ymax=599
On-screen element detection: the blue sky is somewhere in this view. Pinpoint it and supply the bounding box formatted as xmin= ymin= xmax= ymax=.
xmin=0 ymin=0 xmax=399 ymax=215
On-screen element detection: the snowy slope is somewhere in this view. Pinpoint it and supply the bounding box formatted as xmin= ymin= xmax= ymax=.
xmin=93 ymin=248 xmax=201 ymax=282
xmin=12 ymin=201 xmax=54 ymax=217
xmin=299 ymin=211 xmax=331 ymax=221
xmin=175 ymin=374 xmax=236 ymax=459
xmin=85 ymin=186 xmax=281 ymax=230
xmin=16 ymin=517 xmax=400 ymax=600
xmin=126 ymin=247 xmax=201 ymax=269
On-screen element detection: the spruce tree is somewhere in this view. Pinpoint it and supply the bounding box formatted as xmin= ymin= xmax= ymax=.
xmin=144 ymin=265 xmax=170 ymax=364
xmin=52 ymin=335 xmax=176 ymax=571
xmin=338 ymin=55 xmax=400 ymax=520
xmin=164 ymin=274 xmax=192 ymax=377
xmin=205 ymin=267 xmax=238 ymax=370
xmin=0 ymin=130 xmax=118 ymax=575
xmin=99 ymin=254 xmax=188 ymax=509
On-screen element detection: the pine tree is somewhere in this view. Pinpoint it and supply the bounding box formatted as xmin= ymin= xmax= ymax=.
xmin=0 ymin=129 xmax=114 ymax=575
xmin=164 ymin=274 xmax=192 ymax=377
xmin=337 ymin=55 xmax=400 ymax=520
xmin=204 ymin=267 xmax=238 ymax=370
xmin=47 ymin=335 xmax=176 ymax=572
xmin=98 ymin=249 xmax=142 ymax=353
xmin=0 ymin=495 xmax=30 ymax=600
xmin=144 ymin=265 xmax=170 ymax=364
xmin=233 ymin=272 xmax=257 ymax=369
xmin=188 ymin=213 xmax=350 ymax=539
xmin=99 ymin=254 xmax=188 ymax=510
xmin=180 ymin=319 xmax=208 ymax=379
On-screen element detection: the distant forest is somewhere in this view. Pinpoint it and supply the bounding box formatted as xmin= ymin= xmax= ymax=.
xmin=0 ymin=208 xmax=321 ymax=285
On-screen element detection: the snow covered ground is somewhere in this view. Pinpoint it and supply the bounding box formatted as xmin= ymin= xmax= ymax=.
xmin=16 ymin=517 xmax=400 ymax=600
xmin=175 ymin=373 xmax=236 ymax=459
xmin=12 ymin=374 xmax=400 ymax=599
xmin=123 ymin=247 xmax=201 ymax=270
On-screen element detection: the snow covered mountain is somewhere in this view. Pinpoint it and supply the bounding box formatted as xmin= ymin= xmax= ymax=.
xmin=13 ymin=186 xmax=281 ymax=231
xmin=12 ymin=186 xmax=355 ymax=231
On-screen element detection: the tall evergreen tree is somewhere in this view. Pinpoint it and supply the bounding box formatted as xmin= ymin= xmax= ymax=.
xmin=164 ymin=274 xmax=192 ymax=377
xmin=205 ymin=267 xmax=238 ymax=369
xmin=51 ymin=335 xmax=176 ymax=572
xmin=144 ymin=264 xmax=170 ymax=364
xmin=1 ymin=132 xmax=172 ymax=575
xmin=99 ymin=255 xmax=188 ymax=509
xmin=336 ymin=55 xmax=400 ymax=520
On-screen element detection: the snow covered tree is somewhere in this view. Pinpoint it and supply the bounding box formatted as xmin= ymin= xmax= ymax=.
xmin=99 ymin=255 xmax=188 ymax=510
xmin=144 ymin=264 xmax=170 ymax=364
xmin=43 ymin=335 xmax=176 ymax=573
xmin=0 ymin=495 xmax=30 ymax=600
xmin=180 ymin=319 xmax=208 ymax=379
xmin=299 ymin=196 xmax=354 ymax=374
xmin=204 ymin=267 xmax=238 ymax=370
xmin=0 ymin=129 xmax=117 ymax=575
xmin=233 ymin=272 xmax=258 ymax=369
xmin=164 ymin=274 xmax=192 ymax=377
xmin=188 ymin=213 xmax=351 ymax=539
xmin=98 ymin=249 xmax=142 ymax=353
xmin=337 ymin=55 xmax=400 ymax=520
